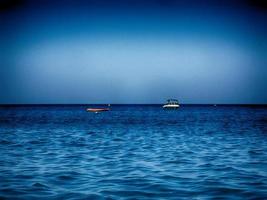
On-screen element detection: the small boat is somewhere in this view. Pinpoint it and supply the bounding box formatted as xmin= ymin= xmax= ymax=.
xmin=163 ymin=99 xmax=180 ymax=109
xmin=86 ymin=104 xmax=111 ymax=113
xmin=86 ymin=108 xmax=110 ymax=112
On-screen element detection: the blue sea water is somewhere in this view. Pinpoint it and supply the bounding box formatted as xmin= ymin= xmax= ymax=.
xmin=0 ymin=105 xmax=267 ymax=199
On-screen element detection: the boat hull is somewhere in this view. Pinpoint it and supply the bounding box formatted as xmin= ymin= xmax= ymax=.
xmin=86 ymin=108 xmax=110 ymax=112
xmin=163 ymin=105 xmax=180 ymax=109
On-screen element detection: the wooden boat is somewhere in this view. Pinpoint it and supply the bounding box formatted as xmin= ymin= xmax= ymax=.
xmin=86 ymin=108 xmax=110 ymax=112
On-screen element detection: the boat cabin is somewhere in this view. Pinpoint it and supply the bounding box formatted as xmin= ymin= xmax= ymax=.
xmin=166 ymin=99 xmax=179 ymax=105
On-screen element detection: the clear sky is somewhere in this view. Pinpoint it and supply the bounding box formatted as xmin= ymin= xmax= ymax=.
xmin=1 ymin=0 xmax=267 ymax=104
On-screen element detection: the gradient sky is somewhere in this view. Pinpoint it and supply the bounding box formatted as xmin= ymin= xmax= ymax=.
xmin=1 ymin=0 xmax=267 ymax=104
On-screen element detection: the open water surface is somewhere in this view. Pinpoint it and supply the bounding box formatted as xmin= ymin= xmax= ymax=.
xmin=0 ymin=105 xmax=267 ymax=199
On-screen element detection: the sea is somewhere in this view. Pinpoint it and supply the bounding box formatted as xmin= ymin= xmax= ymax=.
xmin=0 ymin=105 xmax=267 ymax=199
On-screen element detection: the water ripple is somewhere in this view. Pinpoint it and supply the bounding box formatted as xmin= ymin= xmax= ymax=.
xmin=0 ymin=105 xmax=267 ymax=199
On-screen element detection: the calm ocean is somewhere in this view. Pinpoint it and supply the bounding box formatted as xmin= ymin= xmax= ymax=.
xmin=0 ymin=105 xmax=267 ymax=199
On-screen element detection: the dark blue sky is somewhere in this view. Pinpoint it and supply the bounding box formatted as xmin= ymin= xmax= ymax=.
xmin=1 ymin=0 xmax=267 ymax=104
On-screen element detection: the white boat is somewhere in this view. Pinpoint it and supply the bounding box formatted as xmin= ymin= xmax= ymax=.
xmin=86 ymin=104 xmax=111 ymax=113
xmin=86 ymin=108 xmax=110 ymax=112
xmin=163 ymin=99 xmax=180 ymax=109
